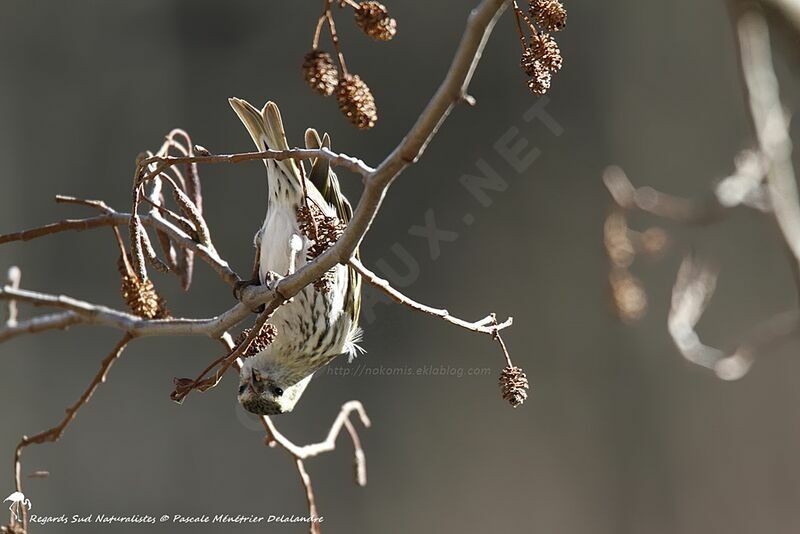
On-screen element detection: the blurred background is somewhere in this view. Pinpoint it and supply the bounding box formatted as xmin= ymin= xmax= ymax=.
xmin=2 ymin=1 xmax=800 ymax=532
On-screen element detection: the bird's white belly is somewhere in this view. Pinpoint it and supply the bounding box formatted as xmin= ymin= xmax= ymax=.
xmin=258 ymin=204 xmax=350 ymax=362
xmin=259 ymin=204 xmax=300 ymax=277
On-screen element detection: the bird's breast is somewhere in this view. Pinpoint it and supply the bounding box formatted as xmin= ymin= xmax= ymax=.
xmin=258 ymin=201 xmax=351 ymax=365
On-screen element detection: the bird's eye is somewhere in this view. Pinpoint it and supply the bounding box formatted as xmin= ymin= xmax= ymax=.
xmin=272 ymin=387 xmax=284 ymax=397
xmin=238 ymin=383 xmax=247 ymax=395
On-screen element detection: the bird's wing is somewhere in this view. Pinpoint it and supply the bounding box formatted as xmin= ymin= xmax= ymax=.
xmin=305 ymin=128 xmax=361 ymax=328
xmin=229 ymin=98 xmax=331 ymax=209
xmin=229 ymin=97 xmax=302 ymax=180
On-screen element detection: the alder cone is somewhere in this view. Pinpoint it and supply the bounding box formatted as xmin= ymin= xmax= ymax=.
xmin=354 ymin=1 xmax=397 ymax=41
xmin=529 ymin=0 xmax=567 ymax=32
xmin=499 ymin=365 xmax=529 ymax=407
xmin=303 ymin=49 xmax=339 ymax=96
xmin=235 ymin=324 xmax=277 ymax=357
xmin=120 ymin=274 xmax=169 ymax=319
xmin=336 ymin=74 xmax=378 ymax=130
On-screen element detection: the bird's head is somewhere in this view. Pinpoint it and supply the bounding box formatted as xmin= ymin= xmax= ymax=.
xmin=237 ymin=358 xmax=312 ymax=415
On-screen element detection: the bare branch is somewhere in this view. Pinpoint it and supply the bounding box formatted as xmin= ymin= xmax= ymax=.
xmin=349 ymin=257 xmax=512 ymax=335
xmin=295 ymin=459 xmax=321 ymax=534
xmin=0 ymin=208 xmax=238 ymax=286
xmin=141 ymin=147 xmax=375 ymax=179
xmin=0 ymin=284 xmax=260 ymax=339
xmin=342 ymin=417 xmax=367 ymax=487
xmin=0 ymin=312 xmax=83 ymax=342
xmin=260 ymin=400 xmax=371 ymax=460
xmin=171 ymin=299 xmax=285 ymax=402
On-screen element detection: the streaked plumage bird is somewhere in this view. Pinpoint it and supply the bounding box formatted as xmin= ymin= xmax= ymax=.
xmin=229 ymin=98 xmax=362 ymax=415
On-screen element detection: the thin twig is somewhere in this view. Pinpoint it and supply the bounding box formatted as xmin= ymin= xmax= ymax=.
xmin=0 ymin=209 xmax=237 ymax=286
xmin=493 ymin=328 xmax=514 ymax=368
xmin=342 ymin=417 xmax=367 ymax=487
xmin=312 ymin=13 xmax=327 ymax=50
xmin=349 ymin=257 xmax=512 ymax=334
xmin=261 ymin=400 xmax=371 ymax=460
xmin=325 ymin=3 xmax=348 ymax=77
xmin=13 ymin=334 xmax=132 ymax=528
xmin=295 ymin=459 xmax=321 ymax=534
xmin=171 ymin=300 xmax=284 ymax=402
xmin=141 ymin=147 xmax=374 ymax=178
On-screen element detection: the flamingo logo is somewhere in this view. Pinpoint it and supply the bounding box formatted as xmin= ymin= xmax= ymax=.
xmin=4 ymin=492 xmax=31 ymax=521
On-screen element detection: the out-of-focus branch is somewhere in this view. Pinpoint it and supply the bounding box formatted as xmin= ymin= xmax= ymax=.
xmin=758 ymin=0 xmax=800 ymax=37
xmin=668 ymin=255 xmax=724 ymax=371
xmin=605 ymin=4 xmax=800 ymax=381
xmin=603 ymin=153 xmax=769 ymax=225
xmin=737 ymin=7 xmax=800 ymax=271
xmin=668 ymin=255 xmax=800 ymax=379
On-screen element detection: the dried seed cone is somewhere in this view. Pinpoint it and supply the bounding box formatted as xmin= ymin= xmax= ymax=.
xmin=120 ymin=273 xmax=169 ymax=319
xmin=303 ymin=49 xmax=339 ymax=96
xmin=530 ymin=33 xmax=562 ymax=73
xmin=297 ymin=203 xmax=346 ymax=292
xmin=524 ymin=60 xmax=552 ymax=95
xmin=529 ymin=0 xmax=567 ymax=32
xmin=520 ymin=46 xmax=538 ymax=76
xmin=336 ymin=74 xmax=378 ymax=130
xmin=499 ymin=365 xmax=529 ymax=408
xmin=354 ymin=1 xmax=397 ymax=41
xmin=235 ymin=323 xmax=277 ymax=357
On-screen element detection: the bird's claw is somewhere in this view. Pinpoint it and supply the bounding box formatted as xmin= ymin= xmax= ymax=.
xmin=233 ymin=277 xmax=266 ymax=313
xmin=265 ymin=270 xmax=293 ymax=303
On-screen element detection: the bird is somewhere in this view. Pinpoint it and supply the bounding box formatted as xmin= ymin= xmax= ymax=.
xmin=4 ymin=491 xmax=31 ymax=521
xmin=229 ymin=98 xmax=362 ymax=416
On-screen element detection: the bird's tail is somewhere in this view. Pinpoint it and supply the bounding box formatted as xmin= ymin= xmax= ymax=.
xmin=228 ymin=97 xmax=302 ymax=185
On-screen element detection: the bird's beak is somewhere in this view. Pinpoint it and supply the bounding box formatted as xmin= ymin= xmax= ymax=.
xmin=250 ymin=369 xmax=265 ymax=394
